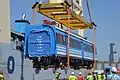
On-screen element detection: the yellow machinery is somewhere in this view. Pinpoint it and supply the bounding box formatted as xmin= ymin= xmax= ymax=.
xmin=32 ymin=1 xmax=93 ymax=29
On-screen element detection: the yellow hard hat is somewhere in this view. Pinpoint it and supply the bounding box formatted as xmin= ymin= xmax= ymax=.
xmin=0 ymin=72 xmax=3 ymax=74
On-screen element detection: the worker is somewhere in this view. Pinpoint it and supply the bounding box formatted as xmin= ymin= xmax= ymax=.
xmin=104 ymin=65 xmax=111 ymax=75
xmin=104 ymin=65 xmax=111 ymax=79
xmin=0 ymin=72 xmax=4 ymax=80
xmin=55 ymin=71 xmax=61 ymax=80
xmin=107 ymin=67 xmax=120 ymax=80
xmin=60 ymin=62 xmax=65 ymax=69
xmin=86 ymin=72 xmax=93 ymax=80
xmin=78 ymin=72 xmax=84 ymax=80
xmin=101 ymin=72 xmax=106 ymax=80
xmin=97 ymin=73 xmax=102 ymax=80
xmin=92 ymin=72 xmax=97 ymax=80
xmin=68 ymin=72 xmax=78 ymax=80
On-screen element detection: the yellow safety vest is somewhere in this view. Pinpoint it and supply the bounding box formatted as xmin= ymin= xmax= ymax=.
xmin=55 ymin=72 xmax=60 ymax=80
xmin=68 ymin=75 xmax=78 ymax=80
xmin=0 ymin=74 xmax=4 ymax=80
xmin=97 ymin=74 xmax=102 ymax=80
xmin=87 ymin=75 xmax=93 ymax=80
xmin=102 ymin=74 xmax=106 ymax=80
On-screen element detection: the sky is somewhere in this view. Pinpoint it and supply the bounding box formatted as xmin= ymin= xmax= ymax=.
xmin=10 ymin=0 xmax=120 ymax=61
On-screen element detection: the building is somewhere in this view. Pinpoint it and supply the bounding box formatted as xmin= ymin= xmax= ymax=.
xmin=109 ymin=43 xmax=118 ymax=62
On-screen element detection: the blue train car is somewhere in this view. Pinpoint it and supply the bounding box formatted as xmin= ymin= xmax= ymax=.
xmin=14 ymin=19 xmax=94 ymax=69
xmin=22 ymin=23 xmax=94 ymax=69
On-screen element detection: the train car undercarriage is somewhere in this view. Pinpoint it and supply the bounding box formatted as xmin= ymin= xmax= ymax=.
xmin=32 ymin=56 xmax=93 ymax=70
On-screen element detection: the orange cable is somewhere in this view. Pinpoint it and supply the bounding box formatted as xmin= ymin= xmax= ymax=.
xmin=86 ymin=0 xmax=96 ymax=68
xmin=67 ymin=8 xmax=71 ymax=68
xmin=93 ymin=27 xmax=96 ymax=68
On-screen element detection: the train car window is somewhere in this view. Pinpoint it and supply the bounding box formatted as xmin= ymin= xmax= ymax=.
xmin=84 ymin=42 xmax=94 ymax=53
xmin=56 ymin=33 xmax=62 ymax=44
xmin=70 ymin=38 xmax=82 ymax=50
xmin=56 ymin=33 xmax=66 ymax=45
xmin=84 ymin=43 xmax=88 ymax=52
xmin=56 ymin=33 xmax=83 ymax=50
xmin=63 ymin=36 xmax=66 ymax=45
xmin=90 ymin=46 xmax=94 ymax=53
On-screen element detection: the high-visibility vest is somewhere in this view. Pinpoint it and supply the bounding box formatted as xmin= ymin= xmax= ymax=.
xmin=0 ymin=74 xmax=4 ymax=80
xmin=68 ymin=75 xmax=78 ymax=80
xmin=101 ymin=74 xmax=106 ymax=80
xmin=55 ymin=72 xmax=60 ymax=80
xmin=97 ymin=74 xmax=102 ymax=80
xmin=87 ymin=75 xmax=93 ymax=80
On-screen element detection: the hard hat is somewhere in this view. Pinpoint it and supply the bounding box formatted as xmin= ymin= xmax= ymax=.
xmin=112 ymin=67 xmax=117 ymax=72
xmin=71 ymin=72 xmax=74 ymax=75
xmin=79 ymin=72 xmax=82 ymax=75
xmin=0 ymin=72 xmax=3 ymax=74
xmin=104 ymin=65 xmax=111 ymax=70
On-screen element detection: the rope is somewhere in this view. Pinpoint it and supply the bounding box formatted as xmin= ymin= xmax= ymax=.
xmin=86 ymin=0 xmax=96 ymax=68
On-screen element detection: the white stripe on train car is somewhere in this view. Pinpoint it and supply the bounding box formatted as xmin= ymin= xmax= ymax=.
xmin=57 ymin=45 xmax=93 ymax=60
xmin=57 ymin=51 xmax=82 ymax=58
xmin=84 ymin=52 xmax=93 ymax=60
xmin=56 ymin=45 xmax=82 ymax=55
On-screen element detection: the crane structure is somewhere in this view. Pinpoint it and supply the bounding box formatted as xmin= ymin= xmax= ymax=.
xmin=32 ymin=1 xmax=93 ymax=29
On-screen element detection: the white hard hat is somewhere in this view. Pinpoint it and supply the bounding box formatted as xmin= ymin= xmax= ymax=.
xmin=112 ymin=67 xmax=117 ymax=72
xmin=79 ymin=72 xmax=82 ymax=75
xmin=71 ymin=72 xmax=74 ymax=75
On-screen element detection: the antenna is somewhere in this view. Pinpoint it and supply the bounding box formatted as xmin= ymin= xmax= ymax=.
xmin=21 ymin=13 xmax=26 ymax=20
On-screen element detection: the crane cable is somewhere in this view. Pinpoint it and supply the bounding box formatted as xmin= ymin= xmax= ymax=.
xmin=32 ymin=8 xmax=35 ymax=25
xmin=32 ymin=2 xmax=39 ymax=25
xmin=86 ymin=0 xmax=92 ymax=22
xmin=32 ymin=1 xmax=43 ymax=24
xmin=86 ymin=0 xmax=97 ymax=68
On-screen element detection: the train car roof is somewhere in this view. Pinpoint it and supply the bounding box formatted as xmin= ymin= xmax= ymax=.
xmin=11 ymin=24 xmax=94 ymax=45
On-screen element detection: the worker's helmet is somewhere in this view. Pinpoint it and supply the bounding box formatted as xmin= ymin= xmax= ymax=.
xmin=79 ymin=72 xmax=82 ymax=75
xmin=104 ymin=65 xmax=112 ymax=74
xmin=111 ymin=67 xmax=117 ymax=72
xmin=0 ymin=72 xmax=3 ymax=74
xmin=71 ymin=72 xmax=74 ymax=75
